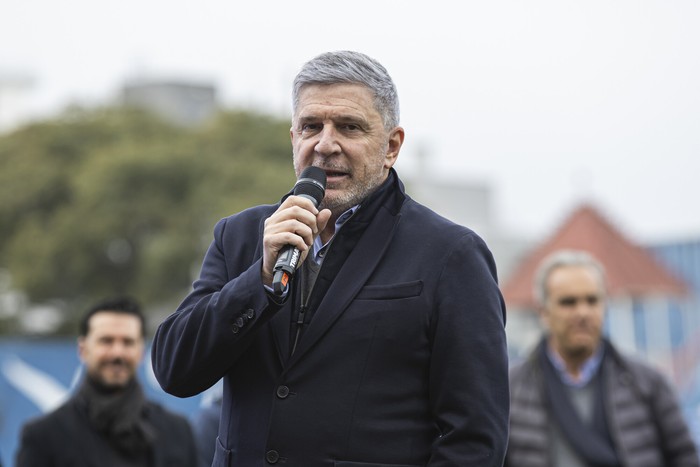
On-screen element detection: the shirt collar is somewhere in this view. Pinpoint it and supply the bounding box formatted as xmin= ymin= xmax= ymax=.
xmin=311 ymin=205 xmax=359 ymax=263
xmin=546 ymin=342 xmax=604 ymax=388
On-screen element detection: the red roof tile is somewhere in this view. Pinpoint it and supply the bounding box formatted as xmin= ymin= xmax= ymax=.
xmin=501 ymin=203 xmax=689 ymax=310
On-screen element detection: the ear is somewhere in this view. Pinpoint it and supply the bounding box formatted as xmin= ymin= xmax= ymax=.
xmin=537 ymin=305 xmax=550 ymax=330
xmin=384 ymin=126 xmax=405 ymax=169
xmin=77 ymin=336 xmax=86 ymax=363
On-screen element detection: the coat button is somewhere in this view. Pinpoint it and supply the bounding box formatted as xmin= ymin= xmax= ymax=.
xmin=276 ymin=385 xmax=290 ymax=399
xmin=266 ymin=450 xmax=280 ymax=464
xmin=231 ymin=324 xmax=240 ymax=334
xmin=235 ymin=316 xmax=246 ymax=327
xmin=245 ymin=308 xmax=255 ymax=319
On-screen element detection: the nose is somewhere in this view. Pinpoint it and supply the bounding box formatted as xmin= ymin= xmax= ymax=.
xmin=572 ymin=303 xmax=588 ymax=318
xmin=572 ymin=300 xmax=598 ymax=320
xmin=314 ymin=125 xmax=341 ymax=156
xmin=106 ymin=341 xmax=128 ymax=358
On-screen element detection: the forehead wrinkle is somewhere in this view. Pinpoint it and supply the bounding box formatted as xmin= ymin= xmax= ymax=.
xmin=294 ymin=84 xmax=381 ymax=125
xmin=295 ymin=103 xmax=371 ymax=123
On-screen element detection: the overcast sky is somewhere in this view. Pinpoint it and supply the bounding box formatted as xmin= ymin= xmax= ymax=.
xmin=2 ymin=0 xmax=699 ymax=244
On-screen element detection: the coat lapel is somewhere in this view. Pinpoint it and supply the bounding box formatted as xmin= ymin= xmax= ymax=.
xmin=285 ymin=207 xmax=401 ymax=368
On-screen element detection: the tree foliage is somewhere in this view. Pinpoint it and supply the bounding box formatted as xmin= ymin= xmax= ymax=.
xmin=0 ymin=106 xmax=295 ymax=332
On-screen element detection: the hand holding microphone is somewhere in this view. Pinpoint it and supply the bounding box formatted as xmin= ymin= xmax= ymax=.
xmin=264 ymin=166 xmax=328 ymax=296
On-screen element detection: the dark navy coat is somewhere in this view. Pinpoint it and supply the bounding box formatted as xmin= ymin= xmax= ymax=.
xmin=152 ymin=171 xmax=509 ymax=467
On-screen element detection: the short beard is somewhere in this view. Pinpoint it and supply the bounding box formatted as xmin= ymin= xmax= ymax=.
xmin=86 ymin=360 xmax=135 ymax=393
xmin=561 ymin=342 xmax=597 ymax=364
xmin=86 ymin=371 xmax=134 ymax=394
xmin=307 ymin=152 xmax=388 ymax=216
xmin=320 ymin=170 xmax=386 ymax=216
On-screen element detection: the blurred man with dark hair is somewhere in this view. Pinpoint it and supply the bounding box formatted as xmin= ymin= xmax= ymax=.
xmin=506 ymin=250 xmax=699 ymax=467
xmin=16 ymin=297 xmax=197 ymax=467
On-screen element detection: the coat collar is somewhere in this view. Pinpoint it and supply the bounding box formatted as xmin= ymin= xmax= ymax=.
xmin=271 ymin=169 xmax=406 ymax=368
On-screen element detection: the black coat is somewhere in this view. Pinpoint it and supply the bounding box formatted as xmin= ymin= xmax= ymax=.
xmin=152 ymin=171 xmax=510 ymax=466
xmin=16 ymin=394 xmax=197 ymax=467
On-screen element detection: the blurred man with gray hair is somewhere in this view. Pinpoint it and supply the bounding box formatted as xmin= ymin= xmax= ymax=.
xmin=506 ymin=249 xmax=699 ymax=467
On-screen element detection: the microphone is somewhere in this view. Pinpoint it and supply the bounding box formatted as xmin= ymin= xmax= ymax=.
xmin=272 ymin=166 xmax=327 ymax=296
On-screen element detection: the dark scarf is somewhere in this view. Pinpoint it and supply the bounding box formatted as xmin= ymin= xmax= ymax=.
xmin=289 ymin=168 xmax=403 ymax=344
xmin=305 ymin=169 xmax=402 ymax=311
xmin=76 ymin=376 xmax=156 ymax=459
xmin=538 ymin=340 xmax=620 ymax=467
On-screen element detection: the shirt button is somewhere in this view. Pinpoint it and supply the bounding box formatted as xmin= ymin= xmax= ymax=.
xmin=266 ymin=450 xmax=280 ymax=464
xmin=276 ymin=385 xmax=290 ymax=399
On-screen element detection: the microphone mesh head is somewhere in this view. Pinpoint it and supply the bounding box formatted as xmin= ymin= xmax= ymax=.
xmin=294 ymin=166 xmax=326 ymax=205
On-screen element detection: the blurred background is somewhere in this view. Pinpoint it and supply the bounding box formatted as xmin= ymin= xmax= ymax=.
xmin=1 ymin=0 xmax=699 ymax=464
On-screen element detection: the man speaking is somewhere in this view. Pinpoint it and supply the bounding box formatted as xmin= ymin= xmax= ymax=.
xmin=151 ymin=50 xmax=509 ymax=466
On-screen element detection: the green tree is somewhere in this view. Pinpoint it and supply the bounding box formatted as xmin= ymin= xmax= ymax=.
xmin=0 ymin=106 xmax=295 ymax=333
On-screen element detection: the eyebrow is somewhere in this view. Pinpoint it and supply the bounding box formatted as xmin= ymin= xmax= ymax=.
xmin=295 ymin=114 xmax=370 ymax=127
xmin=557 ymin=294 xmax=601 ymax=306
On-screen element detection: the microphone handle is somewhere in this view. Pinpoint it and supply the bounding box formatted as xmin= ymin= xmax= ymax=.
xmin=272 ymin=245 xmax=300 ymax=295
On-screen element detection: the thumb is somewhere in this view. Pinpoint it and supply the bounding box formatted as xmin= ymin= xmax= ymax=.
xmin=316 ymin=209 xmax=333 ymax=237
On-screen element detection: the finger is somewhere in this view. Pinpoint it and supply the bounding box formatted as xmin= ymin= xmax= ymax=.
xmin=316 ymin=209 xmax=332 ymax=236
xmin=280 ymin=195 xmax=319 ymax=215
xmin=265 ymin=215 xmax=316 ymax=247
xmin=273 ymin=226 xmax=314 ymax=251
xmin=267 ymin=205 xmax=318 ymax=232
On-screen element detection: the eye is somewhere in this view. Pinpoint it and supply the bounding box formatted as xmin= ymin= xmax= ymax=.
xmin=558 ymin=296 xmax=578 ymax=307
xmin=301 ymin=123 xmax=321 ymax=133
xmin=340 ymin=123 xmax=361 ymax=132
xmin=556 ymin=295 xmax=601 ymax=307
xmin=585 ymin=295 xmax=600 ymax=306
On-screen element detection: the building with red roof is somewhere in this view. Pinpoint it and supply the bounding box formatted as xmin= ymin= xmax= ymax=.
xmin=503 ymin=203 xmax=699 ymax=395
xmin=503 ymin=203 xmax=688 ymax=309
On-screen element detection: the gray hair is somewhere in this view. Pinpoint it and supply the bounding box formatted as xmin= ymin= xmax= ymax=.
xmin=533 ymin=249 xmax=606 ymax=305
xmin=292 ymin=50 xmax=400 ymax=130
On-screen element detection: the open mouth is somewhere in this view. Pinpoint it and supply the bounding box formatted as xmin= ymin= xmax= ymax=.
xmin=323 ymin=169 xmax=349 ymax=183
xmin=103 ymin=361 xmax=128 ymax=371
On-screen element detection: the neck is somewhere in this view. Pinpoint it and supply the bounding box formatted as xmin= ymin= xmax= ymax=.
xmin=564 ymin=359 xmax=586 ymax=381
xmin=320 ymin=220 xmax=336 ymax=244
xmin=549 ymin=342 xmax=596 ymax=381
